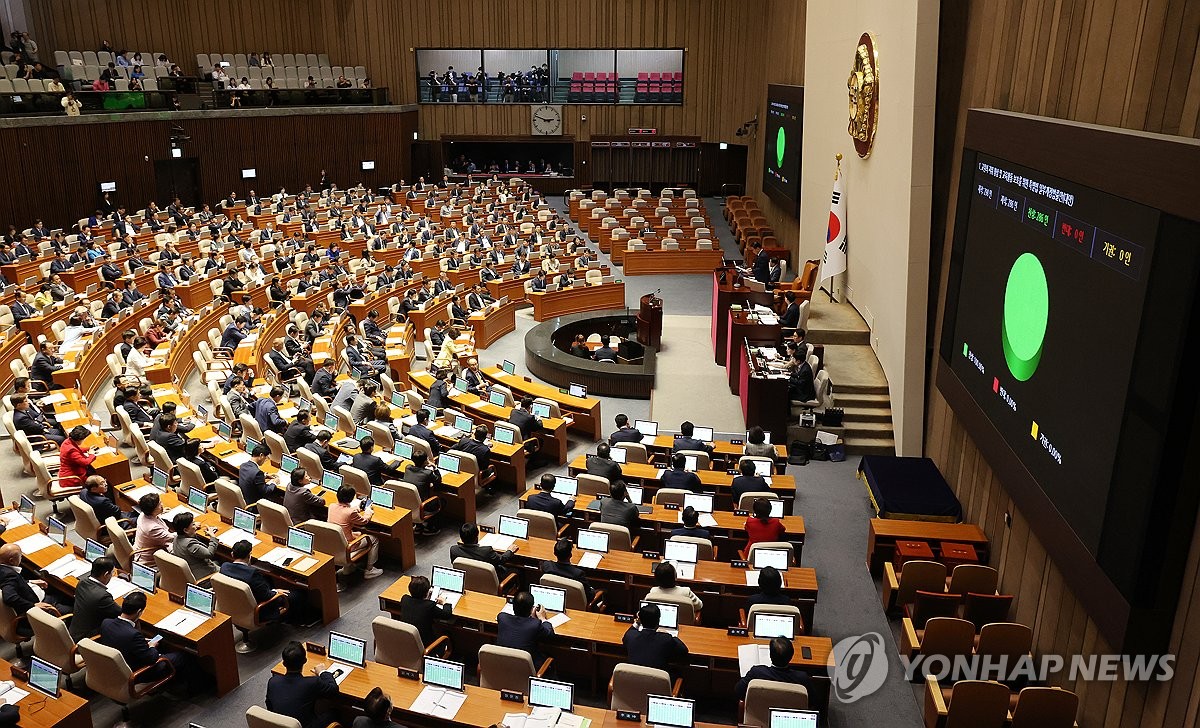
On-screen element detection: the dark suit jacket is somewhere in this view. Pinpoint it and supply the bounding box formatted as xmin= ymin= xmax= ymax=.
xmin=584 ymin=455 xmax=622 ymax=483
xmin=152 ymin=429 xmax=188 ymax=462
xmin=83 ymin=488 xmax=125 ymax=523
xmin=608 ymin=427 xmax=643 ymax=445
xmin=0 ymin=565 xmax=40 ymax=614
xmin=285 ymin=422 xmax=314 ymax=452
xmin=623 ymin=626 xmax=689 ymax=672
xmin=599 ymin=498 xmax=641 ymax=533
xmin=398 ymin=594 xmax=453 ymax=645
xmin=450 ymin=542 xmax=511 ymax=574
xmin=407 ymin=424 xmax=440 ymax=457
xmin=99 ymin=616 xmax=160 ymax=671
xmin=496 ymin=612 xmax=554 ymax=664
xmin=659 ymin=468 xmax=703 ymax=493
xmin=732 ymin=475 xmax=771 ymax=503
xmin=508 ymin=409 xmax=542 ymax=440
xmin=219 ymin=561 xmax=274 ymax=604
xmin=311 ymin=369 xmax=337 ymax=399
xmin=539 ymin=560 xmax=593 ymax=600
xmin=780 ymin=302 xmax=800 ymax=328
xmin=670 ymin=526 xmax=713 ymax=541
xmin=736 ymin=664 xmax=810 ymax=699
xmin=303 ymin=442 xmax=341 ymax=473
xmin=13 ymin=408 xmax=51 ymax=438
xmin=527 ymin=490 xmax=572 ymax=517
xmin=254 ymin=397 xmax=287 ymax=434
xmin=673 ymin=436 xmax=713 ymax=455
xmin=401 ymin=465 xmax=442 ymax=500
xmin=30 ymin=352 xmax=62 ymax=384
xmin=265 ymin=671 xmax=340 ymax=728
xmin=238 ymin=461 xmax=273 ymax=504
xmin=452 ymin=436 xmax=491 ymax=470
xmin=70 ymin=576 xmax=120 ymax=640
xmin=752 ymin=252 xmax=771 ymax=283
xmin=351 ymin=452 xmax=397 ymax=486
xmin=593 ymin=346 xmax=617 ymax=362
xmin=789 ymin=361 xmax=816 ymax=402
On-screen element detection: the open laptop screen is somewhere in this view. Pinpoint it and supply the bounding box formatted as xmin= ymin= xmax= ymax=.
xmin=646 ymin=695 xmax=695 ymax=728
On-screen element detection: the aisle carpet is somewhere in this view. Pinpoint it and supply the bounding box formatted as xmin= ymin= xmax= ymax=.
xmin=650 ymin=314 xmax=745 ymax=435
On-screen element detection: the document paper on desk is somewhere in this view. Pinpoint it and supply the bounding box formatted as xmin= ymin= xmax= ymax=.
xmin=738 ymin=643 xmax=771 ymax=676
xmin=222 ymin=451 xmax=252 ymax=468
xmin=576 ymin=552 xmax=602 ymax=569
xmin=0 ymin=683 xmax=29 ymax=706
xmin=46 ymin=554 xmax=91 ymax=580
xmin=13 ymin=532 xmax=56 ymax=555
xmin=217 ymin=528 xmax=260 ymax=547
xmin=106 ymin=577 xmax=138 ymax=599
xmin=0 ymin=511 xmax=30 ymax=529
xmin=124 ymin=484 xmax=159 ymax=502
xmin=261 ymin=547 xmax=301 ymax=566
xmin=677 ymin=512 xmax=718 ymax=528
xmin=157 ymin=608 xmax=208 ymax=635
xmin=410 ymin=685 xmax=468 ymax=719
xmin=479 ymin=533 xmax=515 ymax=551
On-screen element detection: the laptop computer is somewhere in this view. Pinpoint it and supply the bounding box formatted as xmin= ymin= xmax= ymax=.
xmin=436 ymin=453 xmax=461 ymax=474
xmin=26 ymin=656 xmax=61 ymax=698
xmin=187 ymin=487 xmax=209 ymax=511
xmin=646 ymin=695 xmax=695 ymax=728
xmin=423 ymin=656 xmax=465 ymax=692
xmin=501 ymin=360 xmax=516 ymax=375
xmin=641 ymin=600 xmax=680 ymax=631
xmin=577 ymin=529 xmax=610 ymax=553
xmin=753 ymin=613 xmax=797 ymax=640
xmin=287 ymin=527 xmax=314 ymax=555
xmin=47 ymin=516 xmax=67 ymax=547
xmin=393 ymin=440 xmax=414 ymax=460
xmin=281 ymin=453 xmax=299 ymax=474
xmin=150 ymin=466 xmax=170 ymax=492
xmin=769 ymin=709 xmax=820 ymax=728
xmin=609 ymin=447 xmax=627 ymax=464
xmin=529 ymin=676 xmax=574 ymax=711
xmin=431 ymin=565 xmax=466 ymax=606
xmin=498 ymin=515 xmax=529 ymax=540
xmin=328 ymin=631 xmax=367 ymax=669
xmin=84 ymin=538 xmax=106 ymax=563
xmin=553 ymin=475 xmax=578 ymax=496
xmin=752 ymin=547 xmax=792 ymax=571
xmin=321 ymin=471 xmax=344 ymax=491
xmin=692 ymin=426 xmax=714 ymax=442
xmin=748 ymin=430 xmax=772 ymax=445
xmin=370 ymin=485 xmax=395 ymax=509
xmin=184 ymin=583 xmax=215 ymax=617
xmin=683 ymin=493 xmax=714 ymax=513
xmin=529 ymin=584 xmax=567 ymax=614
xmin=131 ymin=562 xmax=158 ymax=593
xmin=634 ymin=420 xmax=659 ymax=437
xmin=494 ymin=425 xmax=515 ymax=445
xmin=752 ymin=459 xmax=773 ymax=477
xmin=664 ymin=540 xmax=699 ymax=564
xmin=232 ymin=507 xmax=257 ymax=534
xmin=530 ymin=402 xmax=552 ymax=419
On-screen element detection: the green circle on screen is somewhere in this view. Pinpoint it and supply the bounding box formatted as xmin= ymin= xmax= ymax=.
xmin=1002 ymin=252 xmax=1049 ymax=382
xmin=776 ymin=127 xmax=786 ymax=169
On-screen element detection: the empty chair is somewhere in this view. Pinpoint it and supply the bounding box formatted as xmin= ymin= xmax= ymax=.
xmin=155 ymin=549 xmax=205 ymax=596
xmin=922 ymin=677 xmax=1012 ymax=728
xmin=300 ymin=520 xmax=373 ymax=577
xmin=215 ymin=479 xmax=249 ymax=520
xmin=256 ymin=499 xmax=293 ymax=540
xmin=653 ymin=488 xmax=689 ymax=507
xmin=742 ymin=679 xmax=809 ymax=726
xmin=452 ymin=556 xmax=516 ymax=596
xmin=1008 ymin=686 xmax=1079 ymax=728
xmin=210 ymin=572 xmax=288 ymax=653
xmin=947 ymin=564 xmax=998 ymax=596
xmin=27 ymin=607 xmax=85 ymax=682
xmin=515 ymin=508 xmax=565 ymax=541
xmin=590 ymin=522 xmax=637 ymax=552
xmin=77 ymin=637 xmax=175 ymax=725
xmin=371 ymin=614 xmax=449 ymax=670
xmin=975 ymin=622 xmax=1033 ymax=665
xmin=882 ymin=560 xmax=947 ymax=612
xmin=245 ymin=706 xmax=303 ymax=728
xmin=609 ymin=663 xmax=680 ymax=714
xmin=962 ymin=593 xmax=1014 ymax=631
xmin=576 ymin=473 xmax=610 ymax=497
xmin=478 ymin=644 xmax=552 ymax=693
xmin=906 ymin=590 xmax=963 ymax=629
xmin=745 ymin=541 xmax=797 ymax=567
xmin=904 ymin=617 xmax=976 ymax=668
xmin=613 ymin=442 xmax=649 ymax=464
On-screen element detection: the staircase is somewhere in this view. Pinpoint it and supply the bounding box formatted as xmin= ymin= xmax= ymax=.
xmin=835 ymin=385 xmax=895 ymax=456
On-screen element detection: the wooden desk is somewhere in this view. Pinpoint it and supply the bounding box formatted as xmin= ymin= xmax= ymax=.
xmin=642 ymin=434 xmax=788 ymax=469
xmin=740 ymin=345 xmax=791 ymax=445
xmin=35 ymin=389 xmax=131 ymax=486
xmin=0 ymin=658 xmax=91 ymax=728
xmin=711 ymin=268 xmax=774 ymax=366
xmin=727 ymin=311 xmax=780 ymax=395
xmin=381 ymin=576 xmax=832 ymax=707
xmin=410 ymin=370 xmax=569 ymax=468
xmin=529 ymin=282 xmax=626 ymax=322
xmin=566 ymin=455 xmax=796 ymax=514
xmin=0 ymin=522 xmax=241 ymax=696
xmin=467 ymin=298 xmax=520 ymax=348
xmin=112 ymin=480 xmax=342 ymax=623
xmin=480 ymin=366 xmax=602 ymax=440
xmin=622 ymin=249 xmax=726 ymax=276
xmin=867 ymin=519 xmax=989 ymax=577
xmin=515 ymin=491 xmax=805 ymax=562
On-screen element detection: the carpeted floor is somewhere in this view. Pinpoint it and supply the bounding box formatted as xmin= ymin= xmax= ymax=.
xmin=650 ymin=314 xmax=746 ymax=434
xmin=0 ymin=195 xmax=923 ymax=728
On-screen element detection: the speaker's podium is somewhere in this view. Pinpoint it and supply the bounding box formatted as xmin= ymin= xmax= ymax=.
xmin=637 ymin=293 xmax=663 ymax=347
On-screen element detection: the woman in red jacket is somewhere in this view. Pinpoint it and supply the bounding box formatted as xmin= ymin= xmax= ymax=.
xmin=58 ymin=426 xmax=98 ymax=489
xmin=744 ymin=497 xmax=787 ymax=550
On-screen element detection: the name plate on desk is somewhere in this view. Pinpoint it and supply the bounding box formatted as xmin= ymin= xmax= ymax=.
xmin=305 ymin=641 xmax=326 ymax=656
xmin=479 ymin=525 xmax=496 ymax=534
xmin=727 ymin=627 xmax=748 ymax=637
xmin=617 ymin=711 xmax=641 ymax=722
xmin=731 ymin=560 xmax=749 ymax=569
xmin=654 ymin=463 xmax=667 ymax=469
xmin=168 ymin=592 xmax=184 ymax=604
xmin=398 ymin=668 xmax=419 ymax=680
xmin=641 ymin=551 xmax=660 ymax=559
xmin=730 ymin=439 xmax=744 ymax=446
xmin=662 ymin=503 xmax=680 ymax=511
xmin=733 ymin=510 xmax=749 ymax=517
xmin=500 ymin=689 xmax=524 ymax=703
xmin=614 ymin=613 xmax=635 ymax=624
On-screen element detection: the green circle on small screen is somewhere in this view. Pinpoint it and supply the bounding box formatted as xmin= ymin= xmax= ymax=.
xmin=1002 ymin=252 xmax=1049 ymax=382
xmin=775 ymin=127 xmax=786 ymax=169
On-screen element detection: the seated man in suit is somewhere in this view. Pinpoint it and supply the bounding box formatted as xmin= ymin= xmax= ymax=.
xmin=731 ymin=459 xmax=771 ymax=503
xmin=452 ymin=425 xmax=493 ymax=471
xmin=450 ymin=522 xmax=515 ymax=577
xmin=397 ymin=575 xmax=453 ymax=649
xmin=735 ymin=637 xmax=810 ymax=699
xmin=0 ymin=544 xmax=70 ymax=634
xmin=496 ymin=591 xmax=555 ymax=666
xmin=310 ymin=358 xmax=339 ymax=401
xmin=30 ymin=340 xmax=65 ymax=390
xmin=585 ymin=443 xmax=623 ymax=483
xmin=239 ymin=444 xmax=279 ymax=505
xmin=350 ymin=380 xmax=380 ymax=425
xmin=622 ymin=602 xmax=689 ymax=673
xmin=265 ymin=642 xmax=340 ymax=728
xmin=151 ymin=414 xmax=190 ymax=462
xmin=670 ymin=506 xmax=712 ymax=541
xmin=303 ymin=430 xmax=342 ymax=474
xmin=220 ymin=316 xmax=250 ymax=351
xmin=406 ymin=409 xmax=441 ymax=458
xmin=11 ymin=393 xmax=65 ymax=444
xmin=82 ymin=475 xmax=137 ymax=524
xmin=539 ymin=538 xmax=594 ymax=601
xmin=100 ymin=591 xmax=190 ymax=684
xmin=659 ymin=452 xmax=704 ymax=493
xmin=779 ymin=291 xmax=800 ymax=329
xmin=285 ymin=410 xmax=316 ymax=452
xmin=599 ymin=480 xmax=641 ymax=534
xmin=221 ymin=540 xmax=299 ymax=627
xmin=592 ymin=341 xmax=618 ymax=362
xmin=526 ymin=473 xmax=574 ymax=517
xmin=789 ymin=353 xmax=817 ymax=403
xmin=507 ymin=396 xmax=544 ymax=441
xmin=673 ymin=421 xmax=714 ymax=455
xmin=401 ymin=450 xmax=445 ymax=535
xmin=608 ymin=413 xmax=643 ymax=445
xmin=351 ymin=435 xmax=402 ymax=487
xmin=70 ymin=556 xmax=121 ymax=641
xmin=254 ymin=386 xmax=289 ymax=435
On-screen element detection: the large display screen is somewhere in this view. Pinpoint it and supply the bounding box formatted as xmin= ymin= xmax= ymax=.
xmin=762 ymin=84 xmax=803 ymax=216
xmin=943 ymin=152 xmax=1159 ymax=554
